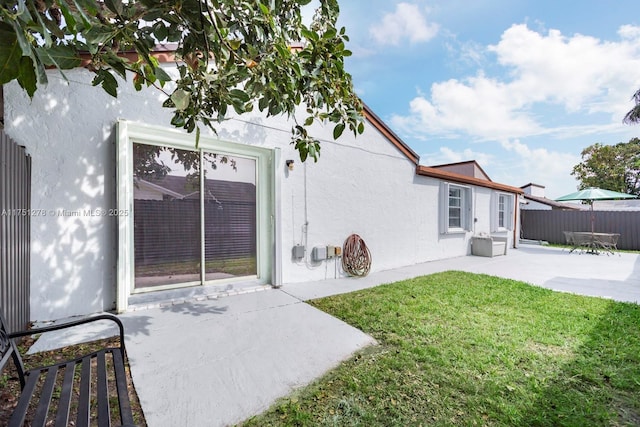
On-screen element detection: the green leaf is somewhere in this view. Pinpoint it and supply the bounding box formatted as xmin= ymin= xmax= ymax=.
xmin=301 ymin=28 xmax=319 ymax=42
xmin=84 ymin=26 xmax=115 ymax=51
xmin=74 ymin=0 xmax=100 ymax=15
xmin=154 ymin=66 xmax=172 ymax=83
xmin=232 ymin=101 xmax=246 ymax=115
xmin=92 ymin=69 xmax=118 ymax=97
xmin=31 ymin=7 xmax=53 ymax=48
xmin=258 ymin=3 xmax=270 ymax=15
xmin=104 ymin=0 xmax=124 ymax=16
xmin=17 ymin=56 xmax=37 ymax=97
xmin=102 ymin=52 xmax=127 ymax=79
xmin=8 ymin=18 xmax=31 ymax=57
xmin=152 ymin=22 xmax=168 ymax=42
xmin=30 ymin=51 xmax=48 ymax=86
xmin=0 ymin=22 xmax=22 ymax=84
xmin=299 ymin=147 xmax=308 ymax=162
xmin=333 ymin=123 xmax=345 ymax=140
xmin=323 ymin=28 xmax=337 ymax=40
xmin=102 ymin=71 xmax=119 ymax=97
xmin=304 ymin=116 xmax=314 ymax=126
xmin=41 ymin=45 xmax=82 ymax=69
xmin=258 ymin=96 xmax=269 ymax=111
xmin=57 ymin=2 xmax=78 ymax=32
xmin=230 ymin=89 xmax=250 ymax=102
xmin=142 ymin=10 xmax=164 ymax=21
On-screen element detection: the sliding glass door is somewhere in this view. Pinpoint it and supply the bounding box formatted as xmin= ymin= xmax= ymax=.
xmin=130 ymin=143 xmax=258 ymax=291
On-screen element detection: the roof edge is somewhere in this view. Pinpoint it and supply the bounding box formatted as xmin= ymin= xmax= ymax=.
xmin=523 ymin=193 xmax=581 ymax=210
xmin=362 ymin=103 xmax=420 ymax=165
xmin=417 ymin=165 xmax=523 ymax=194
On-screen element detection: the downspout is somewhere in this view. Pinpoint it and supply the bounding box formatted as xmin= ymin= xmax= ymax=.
xmin=512 ymin=194 xmax=519 ymax=248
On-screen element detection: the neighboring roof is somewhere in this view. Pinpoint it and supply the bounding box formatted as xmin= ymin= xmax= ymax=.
xmin=431 ymin=160 xmax=492 ymax=181
xmin=79 ymin=43 xmax=178 ymax=66
xmin=522 ymin=193 xmax=582 ymax=210
xmin=137 ymin=175 xmax=256 ymax=203
xmin=592 ymin=199 xmax=640 ymax=211
xmin=521 ymin=183 xmax=545 ymax=189
xmin=416 ymin=165 xmax=523 ymax=194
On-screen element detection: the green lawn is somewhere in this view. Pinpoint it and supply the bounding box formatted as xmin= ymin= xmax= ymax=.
xmin=241 ymin=271 xmax=640 ymax=426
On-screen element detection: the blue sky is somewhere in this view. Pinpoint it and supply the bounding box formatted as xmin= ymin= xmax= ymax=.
xmin=312 ymin=1 xmax=640 ymax=199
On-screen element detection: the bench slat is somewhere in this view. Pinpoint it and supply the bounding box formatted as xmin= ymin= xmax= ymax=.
xmin=2 ymin=313 xmax=134 ymax=426
xmin=9 ymin=370 xmax=41 ymax=427
xmin=77 ymin=355 xmax=92 ymax=427
xmin=33 ymin=367 xmax=59 ymax=427
xmin=112 ymin=348 xmax=135 ymax=426
xmin=96 ymin=350 xmax=111 ymax=426
xmin=55 ymin=362 xmax=76 ymax=427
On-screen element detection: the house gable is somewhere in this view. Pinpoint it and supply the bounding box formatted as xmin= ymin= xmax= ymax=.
xmin=431 ymin=160 xmax=492 ymax=181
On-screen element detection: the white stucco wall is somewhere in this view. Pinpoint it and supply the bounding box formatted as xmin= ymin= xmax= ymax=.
xmin=4 ymin=66 xmax=516 ymax=321
xmin=521 ymin=200 xmax=553 ymax=210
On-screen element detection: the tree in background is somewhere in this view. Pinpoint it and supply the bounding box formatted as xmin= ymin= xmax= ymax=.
xmin=0 ymin=0 xmax=364 ymax=161
xmin=571 ymin=138 xmax=640 ymax=196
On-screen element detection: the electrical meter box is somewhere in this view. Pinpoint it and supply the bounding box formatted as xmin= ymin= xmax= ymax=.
xmin=312 ymin=246 xmax=327 ymax=261
xmin=292 ymin=245 xmax=305 ymax=259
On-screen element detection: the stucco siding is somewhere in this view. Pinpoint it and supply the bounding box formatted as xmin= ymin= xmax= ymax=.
xmin=4 ymin=66 xmax=514 ymax=321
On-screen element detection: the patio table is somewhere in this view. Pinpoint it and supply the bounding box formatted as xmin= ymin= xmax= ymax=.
xmin=564 ymin=231 xmax=620 ymax=255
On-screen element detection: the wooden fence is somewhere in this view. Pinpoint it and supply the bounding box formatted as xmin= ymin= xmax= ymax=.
xmin=0 ymin=131 xmax=31 ymax=333
xmin=521 ymin=209 xmax=640 ymax=250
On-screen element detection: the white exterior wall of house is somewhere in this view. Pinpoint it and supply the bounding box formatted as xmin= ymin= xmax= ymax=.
xmin=4 ymin=67 xmax=517 ymax=321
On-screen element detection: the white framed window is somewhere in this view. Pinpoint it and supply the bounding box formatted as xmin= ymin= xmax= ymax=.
xmin=491 ymin=192 xmax=514 ymax=232
xmin=440 ymin=182 xmax=473 ymax=234
xmin=116 ymin=120 xmax=275 ymax=312
xmin=498 ymin=194 xmax=507 ymax=228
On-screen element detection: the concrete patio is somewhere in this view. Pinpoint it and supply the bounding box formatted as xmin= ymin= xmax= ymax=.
xmin=118 ymin=243 xmax=639 ymax=426
xmin=27 ymin=243 xmax=640 ymax=426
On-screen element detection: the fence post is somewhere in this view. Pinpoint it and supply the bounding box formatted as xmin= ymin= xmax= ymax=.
xmin=0 ymin=131 xmax=31 ymax=333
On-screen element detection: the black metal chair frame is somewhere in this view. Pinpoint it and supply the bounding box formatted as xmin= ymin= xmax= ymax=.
xmin=0 ymin=312 xmax=136 ymax=427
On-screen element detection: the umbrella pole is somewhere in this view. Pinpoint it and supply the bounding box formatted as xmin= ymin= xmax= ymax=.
xmin=590 ymin=201 xmax=597 ymax=254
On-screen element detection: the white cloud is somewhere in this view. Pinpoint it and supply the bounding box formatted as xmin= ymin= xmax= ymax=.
xmin=392 ymin=24 xmax=640 ymax=142
xmin=423 ymin=146 xmax=494 ymax=167
xmin=489 ymin=24 xmax=640 ymax=116
xmin=391 ymin=74 xmax=542 ymax=140
xmin=369 ymin=3 xmax=439 ymax=46
xmin=497 ymin=139 xmax=581 ymax=197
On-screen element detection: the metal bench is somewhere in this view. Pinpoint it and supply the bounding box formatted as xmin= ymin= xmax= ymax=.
xmin=0 ymin=312 xmax=136 ymax=427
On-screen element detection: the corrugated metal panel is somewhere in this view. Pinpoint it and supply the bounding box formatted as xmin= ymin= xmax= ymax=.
xmin=0 ymin=131 xmax=31 ymax=333
xmin=521 ymin=210 xmax=640 ymax=250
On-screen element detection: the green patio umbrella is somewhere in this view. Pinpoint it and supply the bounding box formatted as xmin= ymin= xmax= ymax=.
xmin=555 ymin=187 xmax=637 ymax=233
